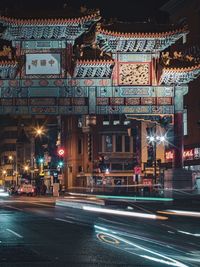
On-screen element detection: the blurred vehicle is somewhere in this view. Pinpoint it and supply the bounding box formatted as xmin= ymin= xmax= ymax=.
xmin=0 ymin=186 xmax=6 ymax=193
xmin=18 ymin=184 xmax=36 ymax=196
xmin=0 ymin=186 xmax=9 ymax=196
xmin=0 ymin=186 xmax=4 ymax=192
xmin=153 ymin=184 xmax=164 ymax=196
xmin=8 ymin=185 xmax=19 ymax=195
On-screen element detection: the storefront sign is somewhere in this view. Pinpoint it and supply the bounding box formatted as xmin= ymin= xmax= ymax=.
xmin=143 ymin=178 xmax=152 ymax=185
xmin=165 ymin=147 xmax=200 ymax=161
xmin=26 ymin=53 xmax=60 ymax=75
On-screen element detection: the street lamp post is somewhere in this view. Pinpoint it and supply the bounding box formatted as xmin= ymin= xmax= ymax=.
xmin=24 ymin=165 xmax=30 ymax=182
xmin=153 ymin=141 xmax=157 ymax=184
xmin=8 ymin=155 xmax=14 ymax=185
xmin=30 ymin=126 xmax=46 ymax=182
xmin=147 ymin=133 xmax=166 ymax=185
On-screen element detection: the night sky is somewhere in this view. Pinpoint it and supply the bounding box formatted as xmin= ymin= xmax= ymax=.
xmin=0 ymin=0 xmax=170 ymax=22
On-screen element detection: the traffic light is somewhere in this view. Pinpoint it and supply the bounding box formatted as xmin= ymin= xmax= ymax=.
xmin=57 ymin=148 xmax=65 ymax=170
xmin=39 ymin=158 xmax=44 ymax=164
xmin=87 ymin=134 xmax=93 ymax=161
xmin=57 ymin=148 xmax=65 ymax=157
xmin=58 ymin=161 xmax=64 ymax=168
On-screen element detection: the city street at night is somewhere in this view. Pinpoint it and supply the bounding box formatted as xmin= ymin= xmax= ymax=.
xmin=0 ymin=193 xmax=200 ymax=266
xmin=0 ymin=0 xmax=200 ymax=266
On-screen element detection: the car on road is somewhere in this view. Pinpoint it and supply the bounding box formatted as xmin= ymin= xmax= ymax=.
xmin=8 ymin=185 xmax=19 ymax=195
xmin=0 ymin=186 xmax=5 ymax=193
xmin=0 ymin=186 xmax=9 ymax=196
xmin=18 ymin=184 xmax=36 ymax=196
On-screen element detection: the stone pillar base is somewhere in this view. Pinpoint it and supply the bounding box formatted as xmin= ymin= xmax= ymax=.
xmin=164 ymin=168 xmax=193 ymax=190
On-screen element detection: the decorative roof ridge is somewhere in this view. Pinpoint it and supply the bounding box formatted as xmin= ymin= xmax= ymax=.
xmin=163 ymin=63 xmax=200 ymax=72
xmin=76 ymin=59 xmax=114 ymax=65
xmin=0 ymin=60 xmax=17 ymax=66
xmin=0 ymin=11 xmax=101 ymax=25
xmin=96 ymin=23 xmax=188 ymax=38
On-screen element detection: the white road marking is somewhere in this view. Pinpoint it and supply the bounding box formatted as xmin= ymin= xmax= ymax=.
xmin=99 ymin=217 xmax=129 ymax=226
xmin=55 ymin=217 xmax=89 ymax=227
xmin=55 ymin=217 xmax=73 ymax=224
xmin=5 ymin=205 xmax=23 ymax=211
xmin=65 ymin=215 xmax=77 ymax=220
xmin=6 ymin=228 xmax=23 ymax=238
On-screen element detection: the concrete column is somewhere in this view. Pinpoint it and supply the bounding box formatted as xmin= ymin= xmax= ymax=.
xmin=164 ymin=86 xmax=193 ymax=190
xmin=174 ymin=112 xmax=184 ymax=168
xmin=174 ymin=86 xmax=188 ymax=168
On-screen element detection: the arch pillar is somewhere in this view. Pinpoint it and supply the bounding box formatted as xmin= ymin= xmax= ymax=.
xmin=173 ymin=86 xmax=187 ymax=168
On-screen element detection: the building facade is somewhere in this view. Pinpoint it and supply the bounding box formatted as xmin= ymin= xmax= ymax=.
xmin=0 ymin=6 xmax=199 ymax=189
xmin=161 ymin=0 xmax=200 ymax=181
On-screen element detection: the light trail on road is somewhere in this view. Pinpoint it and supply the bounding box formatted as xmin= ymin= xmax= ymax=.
xmin=95 ymin=225 xmax=189 ymax=267
xmin=83 ymin=205 xmax=168 ymax=220
xmin=158 ymin=210 xmax=200 ymax=218
xmin=6 ymin=228 xmax=23 ymax=238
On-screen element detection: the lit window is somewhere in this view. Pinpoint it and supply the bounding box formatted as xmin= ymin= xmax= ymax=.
xmin=104 ymin=135 xmax=113 ymax=152
xmin=103 ymin=115 xmax=110 ymax=125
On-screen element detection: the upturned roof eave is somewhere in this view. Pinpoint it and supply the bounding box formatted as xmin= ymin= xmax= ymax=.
xmin=0 ymin=11 xmax=101 ymax=26
xmin=162 ymin=63 xmax=200 ymax=73
xmin=76 ymin=59 xmax=114 ymax=65
xmin=0 ymin=60 xmax=18 ymax=66
xmin=96 ymin=25 xmax=189 ymax=39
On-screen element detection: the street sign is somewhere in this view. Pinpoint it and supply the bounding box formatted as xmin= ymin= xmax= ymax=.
xmin=134 ymin=166 xmax=142 ymax=175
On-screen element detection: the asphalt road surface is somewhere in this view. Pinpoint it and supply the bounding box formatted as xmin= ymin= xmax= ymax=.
xmin=0 ymin=195 xmax=200 ymax=267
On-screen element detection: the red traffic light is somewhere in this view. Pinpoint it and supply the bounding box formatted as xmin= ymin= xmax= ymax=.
xmin=57 ymin=148 xmax=65 ymax=156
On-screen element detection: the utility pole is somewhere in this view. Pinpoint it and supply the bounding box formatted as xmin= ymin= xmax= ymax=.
xmin=153 ymin=141 xmax=157 ymax=185
xmin=30 ymin=136 xmax=35 ymax=183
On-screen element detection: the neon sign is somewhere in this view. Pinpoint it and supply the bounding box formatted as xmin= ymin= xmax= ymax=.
xmin=165 ymin=148 xmax=200 ymax=161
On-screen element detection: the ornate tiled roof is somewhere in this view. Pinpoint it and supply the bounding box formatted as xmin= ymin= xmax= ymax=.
xmin=74 ymin=53 xmax=114 ymax=78
xmin=76 ymin=59 xmax=114 ymax=65
xmin=0 ymin=60 xmax=17 ymax=66
xmin=162 ymin=64 xmax=200 ymax=73
xmin=0 ymin=60 xmax=18 ymax=79
xmin=95 ymin=21 xmax=188 ymax=52
xmin=0 ymin=9 xmax=101 ymax=25
xmin=159 ymin=63 xmax=200 ymax=85
xmin=96 ymin=21 xmax=188 ymax=38
xmin=0 ymin=9 xmax=101 ymax=41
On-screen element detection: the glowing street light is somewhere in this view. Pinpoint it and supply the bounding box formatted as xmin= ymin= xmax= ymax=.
xmin=8 ymin=155 xmax=13 ymax=161
xmin=146 ymin=132 xmax=167 ymax=184
xmin=30 ymin=125 xmax=47 ymax=181
xmin=34 ymin=126 xmax=45 ymax=137
xmin=24 ymin=165 xmax=29 ymax=172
